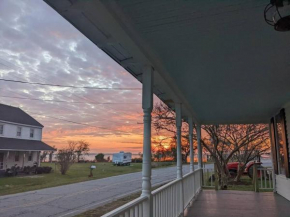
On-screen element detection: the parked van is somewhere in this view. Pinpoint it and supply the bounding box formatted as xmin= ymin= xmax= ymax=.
xmin=112 ymin=151 xmax=132 ymax=166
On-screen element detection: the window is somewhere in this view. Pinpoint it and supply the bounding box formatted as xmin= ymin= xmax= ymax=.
xmin=17 ymin=127 xmax=22 ymax=137
xmin=15 ymin=152 xmax=19 ymax=162
xmin=273 ymin=109 xmax=290 ymax=177
xmin=28 ymin=152 xmax=33 ymax=161
xmin=0 ymin=124 xmax=3 ymax=135
xmin=30 ymin=128 xmax=34 ymax=138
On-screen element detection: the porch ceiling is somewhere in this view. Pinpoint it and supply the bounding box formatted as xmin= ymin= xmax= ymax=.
xmin=45 ymin=0 xmax=290 ymax=124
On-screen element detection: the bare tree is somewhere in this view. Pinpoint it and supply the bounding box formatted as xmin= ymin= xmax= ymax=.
xmin=40 ymin=151 xmax=48 ymax=162
xmin=232 ymin=136 xmax=270 ymax=182
xmin=201 ymin=124 xmax=269 ymax=188
xmin=153 ymin=102 xmax=270 ymax=189
xmin=56 ymin=141 xmax=77 ymax=175
xmin=152 ymin=137 xmax=169 ymax=162
xmin=75 ymin=140 xmax=90 ymax=162
xmin=152 ymin=102 xmax=197 ymax=163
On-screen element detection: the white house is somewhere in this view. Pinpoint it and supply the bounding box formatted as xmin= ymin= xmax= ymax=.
xmin=0 ymin=103 xmax=55 ymax=173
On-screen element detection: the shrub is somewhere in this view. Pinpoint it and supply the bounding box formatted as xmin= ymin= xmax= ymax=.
xmin=36 ymin=166 xmax=52 ymax=174
xmin=56 ymin=143 xmax=76 ymax=175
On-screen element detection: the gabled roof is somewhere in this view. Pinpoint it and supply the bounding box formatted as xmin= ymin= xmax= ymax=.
xmin=0 ymin=137 xmax=55 ymax=151
xmin=0 ymin=104 xmax=43 ymax=127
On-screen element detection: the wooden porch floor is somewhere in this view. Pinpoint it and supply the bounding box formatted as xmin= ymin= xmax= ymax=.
xmin=185 ymin=190 xmax=290 ymax=217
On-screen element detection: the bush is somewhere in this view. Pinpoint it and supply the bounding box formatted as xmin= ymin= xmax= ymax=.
xmin=132 ymin=158 xmax=142 ymax=163
xmin=56 ymin=144 xmax=76 ymax=175
xmin=36 ymin=166 xmax=52 ymax=174
xmin=43 ymin=167 xmax=52 ymax=173
xmin=36 ymin=167 xmax=44 ymax=174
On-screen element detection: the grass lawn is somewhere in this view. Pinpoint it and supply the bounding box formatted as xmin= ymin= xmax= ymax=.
xmin=0 ymin=162 xmax=175 ymax=196
xmin=228 ymin=175 xmax=273 ymax=192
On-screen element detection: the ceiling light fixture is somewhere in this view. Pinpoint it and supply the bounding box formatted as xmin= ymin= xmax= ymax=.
xmin=264 ymin=0 xmax=290 ymax=31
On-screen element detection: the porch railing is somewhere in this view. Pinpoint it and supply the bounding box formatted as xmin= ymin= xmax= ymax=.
xmin=101 ymin=169 xmax=202 ymax=217
xmin=202 ymin=164 xmax=215 ymax=188
xmin=253 ymin=164 xmax=274 ymax=192
xmin=182 ymin=169 xmax=201 ymax=207
xmin=152 ymin=178 xmax=183 ymax=217
xmin=101 ymin=195 xmax=148 ymax=217
xmin=258 ymin=167 xmax=275 ymax=190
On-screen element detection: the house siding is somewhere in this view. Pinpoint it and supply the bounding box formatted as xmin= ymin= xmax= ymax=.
xmin=0 ymin=122 xmax=42 ymax=141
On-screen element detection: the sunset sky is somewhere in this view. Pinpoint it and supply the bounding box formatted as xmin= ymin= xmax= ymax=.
xmin=0 ymin=0 xmax=161 ymax=154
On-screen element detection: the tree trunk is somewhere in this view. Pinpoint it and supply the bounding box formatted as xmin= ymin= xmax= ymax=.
xmin=219 ymin=167 xmax=229 ymax=189
xmin=234 ymin=165 xmax=245 ymax=182
xmin=215 ymin=160 xmax=230 ymax=190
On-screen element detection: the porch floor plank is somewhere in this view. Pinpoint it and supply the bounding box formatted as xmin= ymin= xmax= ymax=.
xmin=185 ymin=190 xmax=290 ymax=217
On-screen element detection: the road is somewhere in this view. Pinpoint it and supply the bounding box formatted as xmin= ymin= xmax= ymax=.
xmin=0 ymin=165 xmax=205 ymax=217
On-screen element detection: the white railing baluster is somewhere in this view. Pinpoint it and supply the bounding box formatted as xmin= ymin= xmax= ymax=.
xmin=101 ymin=169 xmax=202 ymax=217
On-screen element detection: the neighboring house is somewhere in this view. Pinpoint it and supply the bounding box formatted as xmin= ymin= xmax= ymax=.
xmin=0 ymin=103 xmax=55 ymax=172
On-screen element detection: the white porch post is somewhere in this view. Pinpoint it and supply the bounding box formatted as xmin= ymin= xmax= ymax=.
xmin=175 ymin=103 xmax=184 ymax=216
xmin=176 ymin=103 xmax=183 ymax=179
xmin=37 ymin=151 xmax=41 ymax=166
xmin=188 ymin=117 xmax=194 ymax=172
xmin=141 ymin=66 xmax=153 ymax=217
xmin=6 ymin=151 xmax=9 ymax=169
xmin=197 ymin=124 xmax=202 ymax=169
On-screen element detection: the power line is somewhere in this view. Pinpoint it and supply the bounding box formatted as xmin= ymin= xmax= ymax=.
xmin=0 ymin=95 xmax=141 ymax=105
xmin=32 ymin=112 xmax=140 ymax=134
xmin=0 ymin=78 xmax=141 ymax=90
xmin=33 ymin=113 xmax=102 ymax=128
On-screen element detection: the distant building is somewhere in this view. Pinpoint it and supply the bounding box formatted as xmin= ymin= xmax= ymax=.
xmin=0 ymin=103 xmax=55 ymax=171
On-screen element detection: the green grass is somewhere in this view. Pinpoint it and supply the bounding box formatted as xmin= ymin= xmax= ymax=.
xmin=228 ymin=175 xmax=273 ymax=192
xmin=0 ymin=162 xmax=174 ymax=196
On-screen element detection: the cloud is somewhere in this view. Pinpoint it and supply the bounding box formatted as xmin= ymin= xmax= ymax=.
xmin=0 ymin=0 xmax=162 ymax=153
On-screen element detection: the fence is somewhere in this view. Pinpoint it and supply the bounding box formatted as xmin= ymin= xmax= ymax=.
xmin=101 ymin=169 xmax=202 ymax=217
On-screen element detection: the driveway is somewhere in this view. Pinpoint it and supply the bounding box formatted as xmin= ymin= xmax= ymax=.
xmin=0 ymin=165 xmax=195 ymax=217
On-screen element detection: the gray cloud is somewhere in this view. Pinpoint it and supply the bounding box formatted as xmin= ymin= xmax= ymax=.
xmin=0 ymin=0 xmax=155 ymax=152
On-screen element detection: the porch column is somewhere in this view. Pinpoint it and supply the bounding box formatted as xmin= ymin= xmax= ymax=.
xmin=176 ymin=103 xmax=183 ymax=179
xmin=175 ymin=103 xmax=184 ymax=216
xmin=141 ymin=66 xmax=153 ymax=217
xmin=6 ymin=151 xmax=9 ymax=169
xmin=188 ymin=117 xmax=194 ymax=172
xmin=197 ymin=124 xmax=203 ymax=168
xmin=37 ymin=151 xmax=41 ymax=166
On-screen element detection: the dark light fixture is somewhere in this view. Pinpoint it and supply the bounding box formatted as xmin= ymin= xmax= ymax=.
xmin=264 ymin=0 xmax=290 ymax=31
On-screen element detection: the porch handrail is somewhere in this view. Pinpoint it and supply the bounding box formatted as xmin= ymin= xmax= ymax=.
xmin=152 ymin=177 xmax=182 ymax=195
xmin=101 ymin=169 xmax=202 ymax=217
xmin=101 ymin=195 xmax=148 ymax=217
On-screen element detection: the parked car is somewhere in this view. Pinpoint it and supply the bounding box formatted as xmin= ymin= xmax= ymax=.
xmin=112 ymin=151 xmax=132 ymax=166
